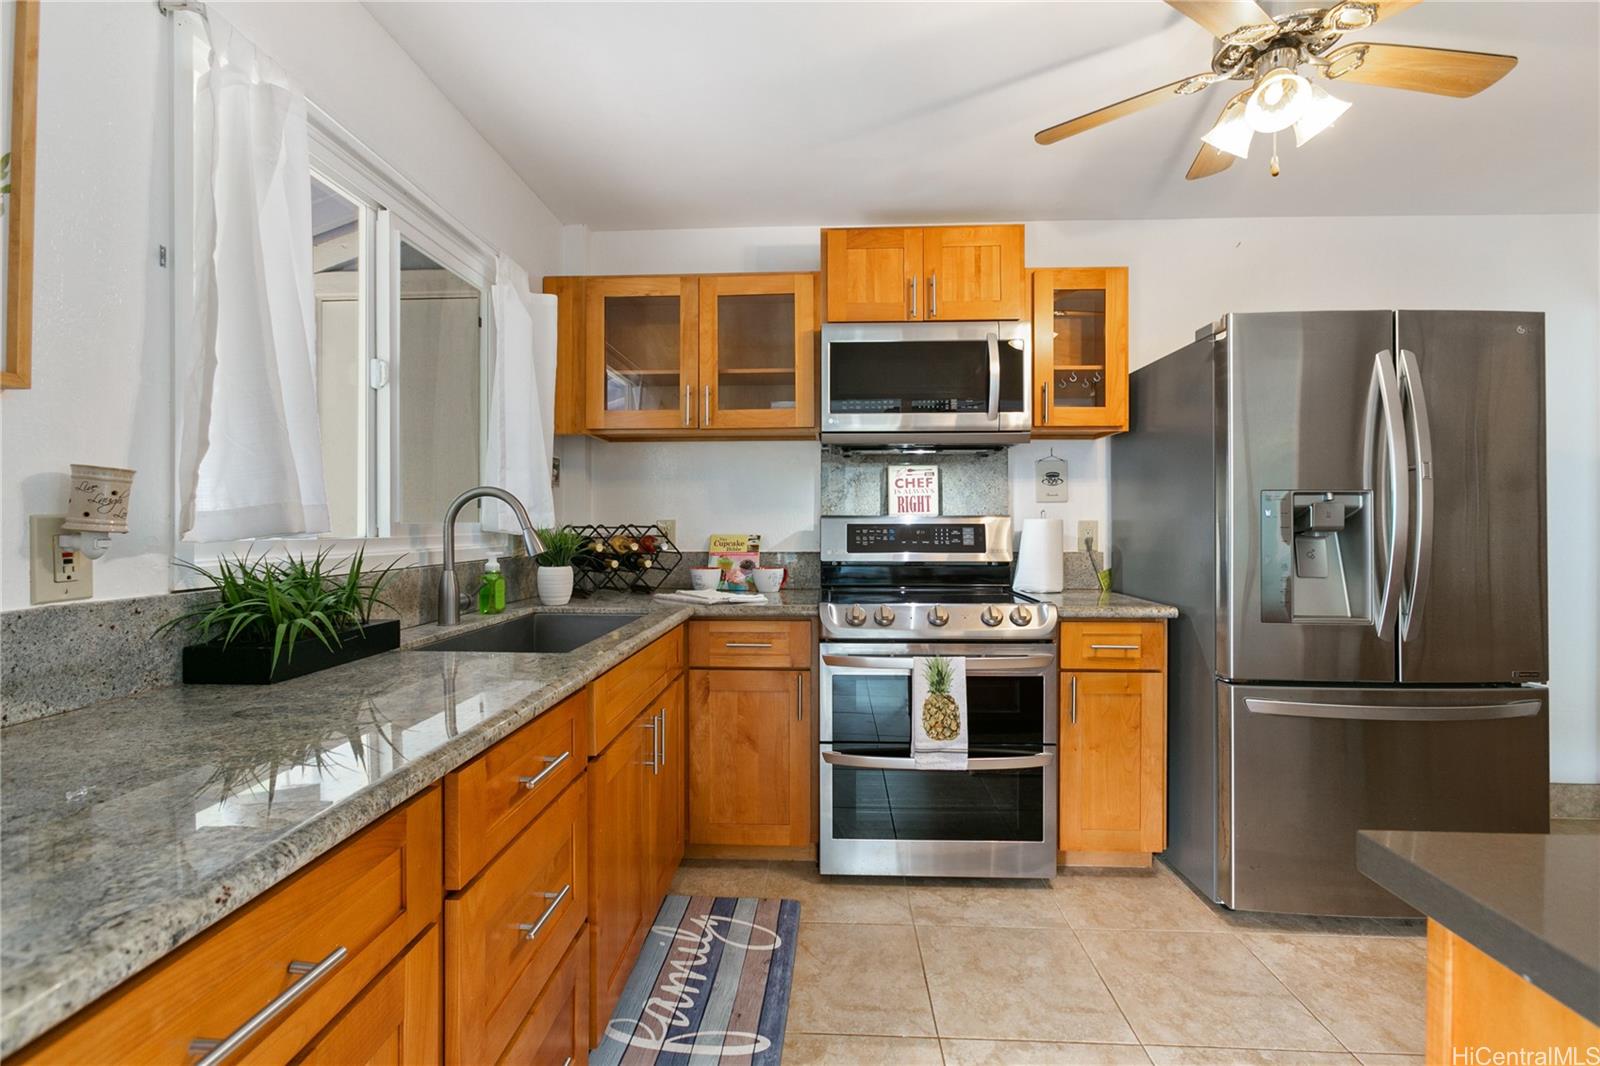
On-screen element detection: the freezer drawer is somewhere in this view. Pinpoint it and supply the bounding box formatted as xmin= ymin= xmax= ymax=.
xmin=1221 ymin=682 xmax=1548 ymax=916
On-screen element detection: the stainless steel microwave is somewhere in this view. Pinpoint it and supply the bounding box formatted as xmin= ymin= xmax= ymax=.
xmin=820 ymin=321 xmax=1032 ymax=445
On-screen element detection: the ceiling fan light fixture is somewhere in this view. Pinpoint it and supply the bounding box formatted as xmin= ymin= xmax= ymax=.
xmin=1245 ymin=66 xmax=1312 ymax=133
xmin=1293 ymin=84 xmax=1353 ymax=146
xmin=1201 ymin=93 xmax=1255 ymax=159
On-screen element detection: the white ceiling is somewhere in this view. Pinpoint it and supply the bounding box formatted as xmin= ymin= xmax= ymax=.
xmin=366 ymin=1 xmax=1600 ymax=230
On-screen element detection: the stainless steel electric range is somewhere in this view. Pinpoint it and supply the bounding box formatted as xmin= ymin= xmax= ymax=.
xmin=817 ymin=515 xmax=1059 ymax=878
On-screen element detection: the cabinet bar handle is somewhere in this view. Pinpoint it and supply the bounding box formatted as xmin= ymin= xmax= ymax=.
xmin=517 ymin=750 xmax=571 ymax=792
xmin=929 ymin=273 xmax=938 ymax=318
xmin=657 ymin=709 xmax=666 ymax=769
xmin=724 ymin=641 xmax=773 ymax=648
xmin=1069 ymin=673 xmax=1078 ymax=725
xmin=683 ymin=384 xmax=691 ymax=426
xmin=796 ymin=673 xmax=804 ymax=721
xmin=703 ymin=384 xmax=711 ymax=425
xmin=1089 ymin=643 xmax=1139 ymax=651
xmin=908 ymin=275 xmax=918 ymax=319
xmin=1040 ymin=383 xmax=1049 ymax=424
xmin=189 ymin=947 xmax=348 ymax=1066
xmin=518 ymin=883 xmax=572 ymax=942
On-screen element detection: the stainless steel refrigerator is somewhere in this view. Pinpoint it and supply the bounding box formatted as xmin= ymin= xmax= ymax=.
xmin=1112 ymin=310 xmax=1550 ymax=917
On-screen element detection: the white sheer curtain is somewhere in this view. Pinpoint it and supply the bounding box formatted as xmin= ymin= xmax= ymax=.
xmin=482 ymin=254 xmax=557 ymax=533
xmin=178 ymin=23 xmax=329 ymax=542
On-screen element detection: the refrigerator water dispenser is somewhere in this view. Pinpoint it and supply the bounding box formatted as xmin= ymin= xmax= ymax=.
xmin=1260 ymin=491 xmax=1372 ymax=622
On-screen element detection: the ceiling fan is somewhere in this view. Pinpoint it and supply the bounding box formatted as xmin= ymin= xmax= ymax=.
xmin=1035 ymin=0 xmax=1517 ymax=179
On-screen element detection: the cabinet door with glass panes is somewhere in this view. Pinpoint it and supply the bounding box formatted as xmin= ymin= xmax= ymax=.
xmin=698 ymin=274 xmax=815 ymax=431
xmin=585 ymin=276 xmax=700 ymax=431
xmin=1031 ymin=267 xmax=1129 ymax=437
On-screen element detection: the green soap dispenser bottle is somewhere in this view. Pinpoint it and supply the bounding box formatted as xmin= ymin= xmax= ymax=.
xmin=479 ymin=555 xmax=506 ymax=615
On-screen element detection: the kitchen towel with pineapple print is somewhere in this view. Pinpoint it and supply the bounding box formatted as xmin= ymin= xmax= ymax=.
xmin=912 ymin=655 xmax=968 ymax=769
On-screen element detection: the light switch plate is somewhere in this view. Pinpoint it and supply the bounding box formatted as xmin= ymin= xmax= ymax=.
xmin=1077 ymin=520 xmax=1101 ymax=556
xmin=656 ymin=518 xmax=677 ymax=543
xmin=29 ymin=515 xmax=93 ymax=604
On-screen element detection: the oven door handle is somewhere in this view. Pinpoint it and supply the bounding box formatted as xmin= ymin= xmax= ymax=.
xmin=822 ymin=750 xmax=1054 ymax=771
xmin=820 ymin=653 xmax=1056 ymax=672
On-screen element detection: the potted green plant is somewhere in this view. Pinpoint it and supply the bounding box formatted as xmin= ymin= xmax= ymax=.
xmin=534 ymin=527 xmax=588 ymax=606
xmin=161 ymin=547 xmax=403 ymax=684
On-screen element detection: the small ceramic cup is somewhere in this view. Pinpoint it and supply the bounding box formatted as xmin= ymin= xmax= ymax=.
xmin=689 ymin=567 xmax=721 ymax=591
xmin=752 ymin=567 xmax=785 ymax=593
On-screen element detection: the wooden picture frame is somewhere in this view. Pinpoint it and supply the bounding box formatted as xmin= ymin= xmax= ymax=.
xmin=2 ymin=0 xmax=37 ymax=389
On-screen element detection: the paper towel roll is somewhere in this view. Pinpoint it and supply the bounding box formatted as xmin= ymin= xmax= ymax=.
xmin=1013 ymin=518 xmax=1064 ymax=593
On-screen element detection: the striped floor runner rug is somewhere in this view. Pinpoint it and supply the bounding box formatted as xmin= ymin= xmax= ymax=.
xmin=592 ymin=894 xmax=801 ymax=1065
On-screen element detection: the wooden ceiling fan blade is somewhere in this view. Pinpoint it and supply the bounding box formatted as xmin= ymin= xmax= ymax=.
xmin=1321 ymin=41 xmax=1517 ymax=98
xmin=1166 ymin=0 xmax=1275 ymax=41
xmin=1035 ymin=76 xmax=1209 ymax=146
xmin=1186 ymin=141 xmax=1236 ymax=181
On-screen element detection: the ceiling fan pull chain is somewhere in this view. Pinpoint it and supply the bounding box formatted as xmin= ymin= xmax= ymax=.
xmin=1270 ymin=131 xmax=1281 ymax=177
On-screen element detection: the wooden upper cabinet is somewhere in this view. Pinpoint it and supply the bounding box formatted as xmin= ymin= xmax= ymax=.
xmin=584 ymin=275 xmax=699 ymax=432
xmin=543 ymin=277 xmax=587 ymax=436
xmin=699 ymin=273 xmax=815 ymax=431
xmin=922 ymin=225 xmax=1026 ymax=321
xmin=823 ymin=227 xmax=922 ymax=322
xmin=1032 ymin=267 xmax=1130 ymax=437
xmin=823 ymin=224 xmax=1024 ymax=323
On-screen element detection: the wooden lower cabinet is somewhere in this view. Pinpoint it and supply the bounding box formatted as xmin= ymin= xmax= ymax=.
xmin=647 ymin=677 xmax=688 ymax=900
xmin=1426 ymin=920 xmax=1599 ymax=1059
xmin=588 ymin=713 xmax=652 ymax=1043
xmin=501 ymin=926 xmax=591 ymax=1066
xmin=1059 ymin=621 xmax=1167 ymax=866
xmin=293 ymin=925 xmax=441 ymax=1066
xmin=687 ymin=668 xmax=811 ymax=847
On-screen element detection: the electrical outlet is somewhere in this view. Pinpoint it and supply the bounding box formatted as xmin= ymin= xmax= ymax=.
xmin=29 ymin=515 xmax=93 ymax=604
xmin=1077 ymin=520 xmax=1101 ymax=556
xmin=656 ymin=518 xmax=677 ymax=543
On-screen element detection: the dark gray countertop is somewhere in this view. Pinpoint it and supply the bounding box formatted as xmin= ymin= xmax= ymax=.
xmin=1358 ymin=829 xmax=1600 ymax=1024
xmin=0 ymin=584 xmax=1173 ymax=1052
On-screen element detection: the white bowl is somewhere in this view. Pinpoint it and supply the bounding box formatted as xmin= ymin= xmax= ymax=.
xmin=689 ymin=567 xmax=721 ymax=591
xmin=752 ymin=568 xmax=784 ymax=593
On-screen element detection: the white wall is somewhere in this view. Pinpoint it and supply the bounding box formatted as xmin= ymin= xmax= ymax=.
xmin=561 ymin=214 xmax=1600 ymax=783
xmin=0 ymin=1 xmax=563 ymax=609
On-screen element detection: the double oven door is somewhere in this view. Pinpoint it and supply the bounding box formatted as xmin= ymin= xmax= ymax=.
xmin=819 ymin=642 xmax=1058 ymax=878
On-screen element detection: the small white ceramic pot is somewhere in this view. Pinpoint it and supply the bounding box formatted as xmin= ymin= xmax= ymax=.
xmin=536 ymin=564 xmax=574 ymax=606
xmin=753 ymin=567 xmax=785 ymax=593
xmin=689 ymin=567 xmax=721 ymax=591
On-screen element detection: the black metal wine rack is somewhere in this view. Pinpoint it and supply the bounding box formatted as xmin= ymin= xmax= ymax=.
xmin=562 ymin=523 xmax=682 ymax=596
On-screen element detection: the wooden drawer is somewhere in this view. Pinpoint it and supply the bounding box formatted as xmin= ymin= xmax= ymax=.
xmin=501 ymin=926 xmax=590 ymax=1066
xmin=293 ymin=924 xmax=441 ymax=1065
xmin=1060 ymin=621 xmax=1166 ymax=672
xmin=445 ymin=775 xmax=588 ymax=1066
xmin=592 ymin=627 xmax=685 ymax=754
xmin=13 ymin=788 xmax=443 ymax=1065
xmin=688 ymin=620 xmax=812 ymax=669
xmin=445 ymin=690 xmax=588 ymax=889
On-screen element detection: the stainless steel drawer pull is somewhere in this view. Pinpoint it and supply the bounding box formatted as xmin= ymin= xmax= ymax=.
xmin=518 ymin=883 xmax=572 ymax=942
xmin=1088 ymin=643 xmax=1139 ymax=651
xmin=725 ymin=641 xmax=773 ymax=648
xmin=796 ymin=673 xmax=804 ymax=721
xmin=1069 ymin=673 xmax=1078 ymax=725
xmin=189 ymin=946 xmax=348 ymax=1066
xmin=517 ymin=750 xmax=572 ymax=792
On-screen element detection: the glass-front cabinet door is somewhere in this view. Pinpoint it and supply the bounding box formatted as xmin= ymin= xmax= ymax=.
xmin=698 ymin=273 xmax=815 ymax=430
xmin=1031 ymin=267 xmax=1129 ymax=436
xmin=584 ymin=275 xmax=699 ymax=431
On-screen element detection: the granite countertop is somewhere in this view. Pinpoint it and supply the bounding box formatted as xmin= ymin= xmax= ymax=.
xmin=1024 ymin=590 xmax=1178 ymax=619
xmin=0 ymin=583 xmax=1169 ymax=1052
xmin=1358 ymin=830 xmax=1600 ymax=1024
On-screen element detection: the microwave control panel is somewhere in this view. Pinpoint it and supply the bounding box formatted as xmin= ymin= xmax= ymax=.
xmin=847 ymin=523 xmax=986 ymax=553
xmin=832 ymin=398 xmax=987 ymax=413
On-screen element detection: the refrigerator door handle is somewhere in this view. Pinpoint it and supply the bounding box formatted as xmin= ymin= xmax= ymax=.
xmin=1244 ymin=697 xmax=1540 ymax=722
xmin=1369 ymin=350 xmax=1409 ymax=641
xmin=1398 ymin=349 xmax=1434 ymax=641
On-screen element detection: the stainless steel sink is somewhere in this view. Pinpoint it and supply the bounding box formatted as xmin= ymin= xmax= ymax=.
xmin=420 ymin=612 xmax=644 ymax=654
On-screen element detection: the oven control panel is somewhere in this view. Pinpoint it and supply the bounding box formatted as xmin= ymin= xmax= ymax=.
xmin=819 ymin=599 xmax=1058 ymax=642
xmin=846 ymin=523 xmax=986 ymax=553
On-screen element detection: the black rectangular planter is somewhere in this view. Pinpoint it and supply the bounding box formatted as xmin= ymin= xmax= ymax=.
xmin=181 ymin=620 xmax=401 ymax=685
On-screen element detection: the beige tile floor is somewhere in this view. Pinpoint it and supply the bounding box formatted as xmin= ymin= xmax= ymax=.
xmin=669 ymin=859 xmax=1429 ymax=1066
